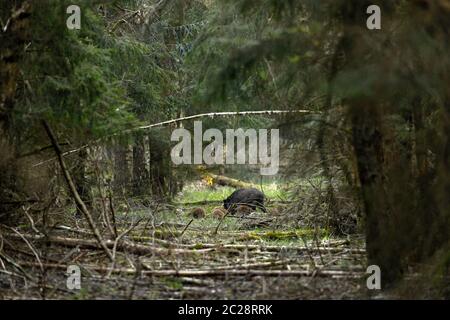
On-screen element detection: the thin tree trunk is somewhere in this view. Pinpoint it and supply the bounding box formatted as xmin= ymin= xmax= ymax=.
xmin=149 ymin=135 xmax=167 ymax=198
xmin=132 ymin=134 xmax=149 ymax=196
xmin=73 ymin=148 xmax=90 ymax=216
xmin=113 ymin=140 xmax=130 ymax=196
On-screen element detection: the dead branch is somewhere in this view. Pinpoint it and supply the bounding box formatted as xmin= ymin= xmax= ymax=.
xmin=4 ymin=233 xmax=214 ymax=256
xmin=108 ymin=192 xmax=118 ymax=238
xmin=34 ymin=109 xmax=317 ymax=167
xmin=179 ymin=219 xmax=194 ymax=238
xmin=2 ymin=225 xmax=43 ymax=271
xmin=21 ymin=205 xmax=42 ymax=235
xmin=177 ymin=243 xmax=366 ymax=254
xmin=213 ymin=210 xmax=231 ymax=235
xmin=107 ymin=219 xmax=142 ymax=277
xmin=42 ymin=120 xmax=113 ymax=262
xmin=208 ymin=173 xmax=254 ymax=189
xmin=19 ymin=261 xmax=362 ymax=278
xmin=173 ymin=200 xmax=222 ymax=206
xmin=136 ymin=110 xmax=316 ymax=131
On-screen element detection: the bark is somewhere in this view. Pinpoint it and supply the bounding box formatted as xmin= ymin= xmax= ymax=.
xmin=149 ymin=135 xmax=168 ymax=198
xmin=72 ymin=148 xmax=90 ymax=216
xmin=0 ymin=1 xmax=30 ymax=131
xmin=350 ymin=103 xmax=403 ymax=283
xmin=113 ymin=140 xmax=130 ymax=196
xmin=132 ymin=134 xmax=149 ymax=196
xmin=0 ymin=1 xmax=31 ymax=224
xmin=340 ymin=2 xmax=403 ymax=283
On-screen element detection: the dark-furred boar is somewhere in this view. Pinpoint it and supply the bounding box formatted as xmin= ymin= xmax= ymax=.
xmin=223 ymin=188 xmax=266 ymax=213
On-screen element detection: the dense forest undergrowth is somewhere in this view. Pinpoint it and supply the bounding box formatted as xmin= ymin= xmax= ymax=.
xmin=1 ymin=181 xmax=370 ymax=300
xmin=1 ymin=0 xmax=449 ymax=299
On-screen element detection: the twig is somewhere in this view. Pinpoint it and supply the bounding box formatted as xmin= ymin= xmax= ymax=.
xmin=213 ymin=211 xmax=230 ymax=235
xmin=107 ymin=219 xmax=142 ymax=277
xmin=21 ymin=205 xmax=42 ymax=235
xmin=2 ymin=225 xmax=43 ymax=272
xmin=179 ymin=219 xmax=194 ymax=238
xmin=0 ymin=252 xmax=36 ymax=282
xmin=127 ymin=257 xmax=142 ymax=300
xmin=108 ymin=192 xmax=118 ymax=238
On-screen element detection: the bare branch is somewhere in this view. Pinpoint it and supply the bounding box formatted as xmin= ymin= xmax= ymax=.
xmin=41 ymin=120 xmax=113 ymax=262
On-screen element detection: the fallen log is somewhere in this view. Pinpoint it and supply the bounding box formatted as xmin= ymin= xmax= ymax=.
xmin=186 ymin=243 xmax=366 ymax=254
xmin=116 ymin=237 xmax=366 ymax=254
xmin=4 ymin=233 xmax=214 ymax=256
xmin=173 ymin=200 xmax=222 ymax=206
xmin=208 ymin=173 xmax=254 ymax=189
xmin=19 ymin=261 xmax=363 ymax=278
xmin=4 ymin=231 xmax=365 ymax=255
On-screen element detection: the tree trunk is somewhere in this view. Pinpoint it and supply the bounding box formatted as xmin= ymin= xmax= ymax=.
xmin=349 ymin=103 xmax=403 ymax=283
xmin=0 ymin=1 xmax=30 ymax=131
xmin=148 ymin=135 xmax=168 ymax=198
xmin=113 ymin=140 xmax=130 ymax=197
xmin=132 ymin=134 xmax=149 ymax=196
xmin=72 ymin=148 xmax=91 ymax=216
xmin=0 ymin=1 xmax=31 ymax=224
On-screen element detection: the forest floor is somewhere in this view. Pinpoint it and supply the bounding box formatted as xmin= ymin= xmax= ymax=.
xmin=0 ymin=183 xmax=371 ymax=300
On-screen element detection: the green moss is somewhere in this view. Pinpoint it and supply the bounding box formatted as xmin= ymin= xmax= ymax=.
xmin=239 ymin=228 xmax=327 ymax=241
xmin=152 ymin=229 xmax=181 ymax=239
xmin=164 ymin=278 xmax=183 ymax=290
xmin=193 ymin=243 xmax=205 ymax=249
xmin=71 ymin=288 xmax=89 ymax=300
xmin=239 ymin=233 xmax=262 ymax=241
xmin=431 ymin=246 xmax=450 ymax=297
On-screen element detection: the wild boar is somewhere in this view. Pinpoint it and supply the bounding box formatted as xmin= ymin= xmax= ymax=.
xmin=223 ymin=188 xmax=266 ymax=214
xmin=211 ymin=207 xmax=227 ymax=219
xmin=188 ymin=207 xmax=206 ymax=219
xmin=235 ymin=205 xmax=253 ymax=215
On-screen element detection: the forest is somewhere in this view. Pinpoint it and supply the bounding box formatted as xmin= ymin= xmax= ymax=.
xmin=0 ymin=0 xmax=449 ymax=300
